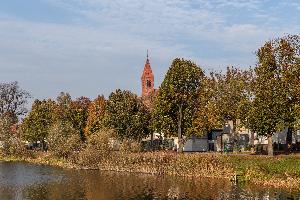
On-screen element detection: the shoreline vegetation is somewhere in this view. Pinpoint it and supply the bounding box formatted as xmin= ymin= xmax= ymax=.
xmin=2 ymin=34 xmax=300 ymax=196
xmin=1 ymin=151 xmax=300 ymax=191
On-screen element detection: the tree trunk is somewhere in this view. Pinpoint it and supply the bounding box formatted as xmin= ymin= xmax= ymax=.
xmin=285 ymin=127 xmax=293 ymax=154
xmin=267 ymin=134 xmax=273 ymax=156
xmin=250 ymin=131 xmax=255 ymax=153
xmin=177 ymin=105 xmax=183 ymax=153
xmin=232 ymin=119 xmax=238 ymax=152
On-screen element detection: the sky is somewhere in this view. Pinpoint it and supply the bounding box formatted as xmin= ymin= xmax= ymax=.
xmin=0 ymin=0 xmax=300 ymax=101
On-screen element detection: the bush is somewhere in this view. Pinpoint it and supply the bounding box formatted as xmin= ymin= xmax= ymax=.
xmin=119 ymin=139 xmax=142 ymax=153
xmin=77 ymin=129 xmax=115 ymax=168
xmin=48 ymin=122 xmax=83 ymax=159
xmin=0 ymin=115 xmax=30 ymax=157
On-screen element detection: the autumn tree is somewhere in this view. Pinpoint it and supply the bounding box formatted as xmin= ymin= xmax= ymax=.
xmin=105 ymin=89 xmax=151 ymax=141
xmin=21 ymin=99 xmax=57 ymax=150
xmin=84 ymin=95 xmax=106 ymax=137
xmin=247 ymin=35 xmax=300 ymax=156
xmin=213 ymin=67 xmax=253 ymax=150
xmin=193 ymin=74 xmax=223 ymax=136
xmin=270 ymin=35 xmax=300 ymax=152
xmin=55 ymin=92 xmax=72 ymax=124
xmin=0 ymin=113 xmax=15 ymax=154
xmin=67 ymin=96 xmax=91 ymax=140
xmin=247 ymin=42 xmax=284 ymax=156
xmin=48 ymin=121 xmax=82 ymax=158
xmin=0 ymin=81 xmax=30 ymax=120
xmin=153 ymin=58 xmax=204 ymax=152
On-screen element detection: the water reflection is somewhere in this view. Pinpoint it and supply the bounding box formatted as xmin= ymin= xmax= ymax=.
xmin=0 ymin=161 xmax=299 ymax=200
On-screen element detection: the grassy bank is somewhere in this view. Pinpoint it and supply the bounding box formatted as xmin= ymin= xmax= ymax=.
xmin=1 ymin=152 xmax=300 ymax=190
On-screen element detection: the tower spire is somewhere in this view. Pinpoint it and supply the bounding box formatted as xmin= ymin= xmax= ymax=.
xmin=146 ymin=49 xmax=150 ymax=64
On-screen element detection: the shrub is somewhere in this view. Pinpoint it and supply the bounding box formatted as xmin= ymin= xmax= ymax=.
xmin=48 ymin=122 xmax=83 ymax=159
xmin=77 ymin=129 xmax=115 ymax=168
xmin=119 ymin=139 xmax=142 ymax=153
xmin=0 ymin=115 xmax=30 ymax=157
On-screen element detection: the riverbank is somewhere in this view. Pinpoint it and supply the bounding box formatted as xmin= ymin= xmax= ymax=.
xmin=1 ymin=152 xmax=300 ymax=191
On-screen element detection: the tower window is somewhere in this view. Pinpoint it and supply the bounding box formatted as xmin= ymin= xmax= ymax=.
xmin=146 ymin=80 xmax=152 ymax=88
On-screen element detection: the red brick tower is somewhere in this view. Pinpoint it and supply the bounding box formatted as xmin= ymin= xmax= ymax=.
xmin=141 ymin=50 xmax=154 ymax=98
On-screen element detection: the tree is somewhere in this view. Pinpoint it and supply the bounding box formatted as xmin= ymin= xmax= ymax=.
xmin=269 ymin=35 xmax=300 ymax=153
xmin=105 ymin=89 xmax=151 ymax=141
xmin=193 ymin=74 xmax=223 ymax=136
xmin=212 ymin=67 xmax=253 ymax=150
xmin=153 ymin=58 xmax=204 ymax=152
xmin=0 ymin=113 xmax=15 ymax=154
xmin=67 ymin=96 xmax=91 ymax=140
xmin=56 ymin=92 xmax=72 ymax=107
xmin=247 ymin=41 xmax=284 ymax=156
xmin=48 ymin=121 xmax=82 ymax=158
xmin=247 ymin=35 xmax=300 ymax=155
xmin=21 ymin=99 xmax=57 ymax=150
xmin=0 ymin=113 xmax=27 ymax=156
xmin=0 ymin=81 xmax=30 ymax=120
xmin=84 ymin=95 xmax=106 ymax=137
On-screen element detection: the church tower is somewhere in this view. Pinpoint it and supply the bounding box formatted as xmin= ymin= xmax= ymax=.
xmin=141 ymin=50 xmax=154 ymax=97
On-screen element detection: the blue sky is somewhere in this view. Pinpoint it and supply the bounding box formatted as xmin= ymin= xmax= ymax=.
xmin=0 ymin=0 xmax=300 ymax=101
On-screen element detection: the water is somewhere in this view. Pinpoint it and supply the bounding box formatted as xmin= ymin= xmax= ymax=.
xmin=0 ymin=161 xmax=299 ymax=200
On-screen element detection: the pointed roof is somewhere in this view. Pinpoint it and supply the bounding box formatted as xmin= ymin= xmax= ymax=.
xmin=142 ymin=50 xmax=153 ymax=76
xmin=146 ymin=49 xmax=150 ymax=64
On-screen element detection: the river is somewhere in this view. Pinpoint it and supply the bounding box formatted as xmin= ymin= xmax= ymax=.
xmin=0 ymin=161 xmax=299 ymax=200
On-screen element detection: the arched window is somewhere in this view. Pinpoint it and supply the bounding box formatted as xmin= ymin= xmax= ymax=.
xmin=146 ymin=80 xmax=151 ymax=88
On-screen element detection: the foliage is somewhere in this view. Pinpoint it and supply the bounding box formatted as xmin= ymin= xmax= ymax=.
xmin=48 ymin=121 xmax=82 ymax=158
xmin=105 ymin=89 xmax=151 ymax=141
xmin=77 ymin=129 xmax=115 ymax=168
xmin=0 ymin=81 xmax=30 ymax=119
xmin=249 ymin=35 xmax=300 ymax=132
xmin=55 ymin=92 xmax=72 ymax=123
xmin=153 ymin=58 xmax=204 ymax=152
xmin=245 ymin=35 xmax=300 ymax=155
xmin=193 ymin=75 xmax=223 ymax=136
xmin=0 ymin=114 xmax=28 ymax=157
xmin=213 ymin=67 xmax=253 ymax=128
xmin=119 ymin=139 xmax=142 ymax=153
xmin=21 ymin=99 xmax=57 ymax=146
xmin=84 ymin=95 xmax=106 ymax=137
xmin=67 ymin=96 xmax=91 ymax=140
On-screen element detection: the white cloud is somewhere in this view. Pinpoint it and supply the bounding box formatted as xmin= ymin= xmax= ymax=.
xmin=0 ymin=17 xmax=190 ymax=99
xmin=1 ymin=0 xmax=300 ymax=100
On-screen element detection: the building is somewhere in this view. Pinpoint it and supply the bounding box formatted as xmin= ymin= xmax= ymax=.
xmin=141 ymin=51 xmax=158 ymax=108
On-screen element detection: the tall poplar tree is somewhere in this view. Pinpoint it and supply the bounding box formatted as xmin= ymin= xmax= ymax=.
xmin=248 ymin=35 xmax=300 ymax=155
xmin=153 ymin=58 xmax=204 ymax=152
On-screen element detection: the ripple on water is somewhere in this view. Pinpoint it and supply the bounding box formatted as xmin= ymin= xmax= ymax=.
xmin=0 ymin=161 xmax=299 ymax=200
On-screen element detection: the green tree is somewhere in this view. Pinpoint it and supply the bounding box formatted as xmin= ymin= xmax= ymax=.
xmin=84 ymin=95 xmax=106 ymax=137
xmin=270 ymin=35 xmax=300 ymax=152
xmin=247 ymin=42 xmax=284 ymax=156
xmin=213 ymin=67 xmax=253 ymax=150
xmin=247 ymin=35 xmax=300 ymax=155
xmin=153 ymin=58 xmax=204 ymax=152
xmin=105 ymin=89 xmax=151 ymax=141
xmin=21 ymin=99 xmax=57 ymax=150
